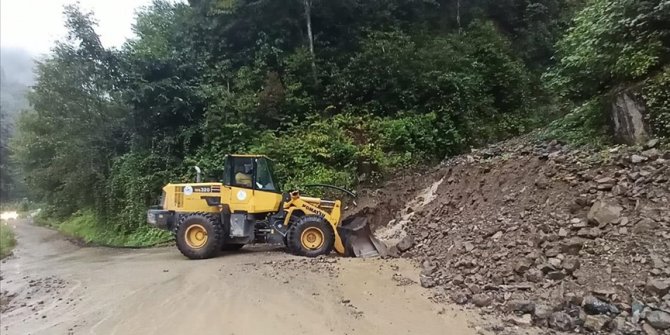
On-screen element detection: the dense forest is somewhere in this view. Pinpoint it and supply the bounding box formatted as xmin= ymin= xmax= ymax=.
xmin=4 ymin=0 xmax=669 ymax=244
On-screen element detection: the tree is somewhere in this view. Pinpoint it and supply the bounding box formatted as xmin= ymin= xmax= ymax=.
xmin=548 ymin=0 xmax=669 ymax=99
xmin=13 ymin=4 xmax=123 ymax=216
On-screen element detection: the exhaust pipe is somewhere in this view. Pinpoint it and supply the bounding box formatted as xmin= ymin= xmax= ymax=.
xmin=194 ymin=166 xmax=202 ymax=183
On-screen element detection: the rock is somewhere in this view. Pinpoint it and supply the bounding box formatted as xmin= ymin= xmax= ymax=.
xmin=545 ymin=247 xmax=560 ymax=257
xmin=514 ymin=258 xmax=534 ymax=274
xmin=549 ymin=311 xmax=574 ymax=331
xmin=571 ymin=218 xmax=589 ymax=229
xmin=611 ymin=89 xmax=649 ymax=145
xmin=420 ymin=275 xmax=436 ymax=288
xmin=634 ymin=218 xmax=659 ymax=234
xmin=558 ymin=228 xmax=569 ymax=237
xmin=591 ymin=287 xmax=616 ymax=300
xmin=631 ymin=154 xmax=648 ymax=164
xmin=452 ymin=293 xmax=469 ymax=305
xmin=534 ymin=304 xmax=553 ymax=320
xmin=584 ymin=315 xmax=610 ymax=332
xmin=642 ymin=148 xmax=660 ymax=160
xmin=645 ymin=279 xmax=670 ymax=297
xmin=587 ymin=200 xmax=623 ymax=226
xmin=472 ymin=294 xmax=492 ymax=307
xmin=597 ymin=183 xmax=614 ymax=191
xmin=491 ymin=231 xmax=503 ymax=240
xmin=607 ymin=316 xmax=626 ymax=332
xmin=386 ymin=245 xmax=401 ymax=258
xmin=646 ymin=139 xmax=659 ymax=149
xmin=525 ymin=269 xmax=543 ymax=283
xmin=539 ymin=263 xmax=557 ymax=274
xmin=596 ymin=177 xmax=615 ymax=185
xmin=577 ymin=227 xmax=602 ymax=239
xmin=464 ymin=242 xmax=475 ymax=252
xmin=467 ymin=283 xmax=482 ymax=295
xmin=547 ymin=271 xmax=566 ymax=281
xmin=562 ymin=258 xmax=581 ymax=274
xmin=396 ymin=235 xmax=415 ymax=252
xmin=507 ymin=300 xmax=535 ymax=314
xmin=646 ymin=310 xmax=670 ymax=330
xmin=643 ymin=322 xmax=660 ymax=335
xmin=561 ymin=237 xmax=586 ymax=255
xmin=535 ymin=178 xmax=549 ymax=189
xmin=420 ymin=265 xmax=436 ymax=277
xmin=583 ymin=295 xmax=612 ymax=315
xmin=548 ymin=257 xmax=562 ymax=268
xmin=508 ymin=314 xmax=533 ymax=326
xmin=452 ymin=274 xmax=465 ymax=286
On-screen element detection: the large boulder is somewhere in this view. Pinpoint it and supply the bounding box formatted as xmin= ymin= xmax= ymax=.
xmin=645 ymin=279 xmax=670 ymax=297
xmin=646 ymin=311 xmax=670 ymax=330
xmin=587 ymin=199 xmax=623 ymax=226
xmin=610 ymin=88 xmax=649 ymax=145
xmin=549 ymin=312 xmax=574 ymax=331
xmin=395 ymin=235 xmax=415 ymax=252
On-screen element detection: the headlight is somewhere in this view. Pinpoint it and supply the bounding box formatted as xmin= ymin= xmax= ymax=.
xmin=147 ymin=212 xmax=156 ymax=224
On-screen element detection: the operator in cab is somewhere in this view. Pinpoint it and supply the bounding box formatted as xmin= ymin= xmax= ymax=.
xmin=234 ymin=162 xmax=253 ymax=187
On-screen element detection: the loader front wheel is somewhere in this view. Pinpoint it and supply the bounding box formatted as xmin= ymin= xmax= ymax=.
xmin=287 ymin=216 xmax=334 ymax=257
xmin=175 ymin=213 xmax=223 ymax=259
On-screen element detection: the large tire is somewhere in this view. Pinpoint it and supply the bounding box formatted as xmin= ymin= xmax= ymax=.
xmin=175 ymin=213 xmax=223 ymax=259
xmin=286 ymin=215 xmax=335 ymax=257
xmin=221 ymin=244 xmax=244 ymax=251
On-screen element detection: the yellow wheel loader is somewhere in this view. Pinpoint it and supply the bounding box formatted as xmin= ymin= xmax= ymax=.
xmin=146 ymin=154 xmax=386 ymax=260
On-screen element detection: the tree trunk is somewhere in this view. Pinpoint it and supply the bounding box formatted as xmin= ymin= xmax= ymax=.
xmin=456 ymin=0 xmax=462 ymax=34
xmin=610 ymin=88 xmax=649 ymax=145
xmin=303 ymin=0 xmax=317 ymax=85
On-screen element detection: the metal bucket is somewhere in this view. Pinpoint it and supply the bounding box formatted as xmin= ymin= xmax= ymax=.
xmin=337 ymin=216 xmax=387 ymax=257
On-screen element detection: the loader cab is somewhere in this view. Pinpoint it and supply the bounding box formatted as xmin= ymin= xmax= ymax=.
xmin=222 ymin=155 xmax=281 ymax=193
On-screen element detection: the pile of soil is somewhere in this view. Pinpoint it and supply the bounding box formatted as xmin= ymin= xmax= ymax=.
xmin=360 ymin=136 xmax=670 ymax=334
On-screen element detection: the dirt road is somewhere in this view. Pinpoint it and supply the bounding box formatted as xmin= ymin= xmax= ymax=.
xmin=0 ymin=221 xmax=480 ymax=335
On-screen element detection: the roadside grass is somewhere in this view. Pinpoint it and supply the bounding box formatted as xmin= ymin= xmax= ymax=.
xmin=55 ymin=210 xmax=172 ymax=248
xmin=0 ymin=223 xmax=17 ymax=259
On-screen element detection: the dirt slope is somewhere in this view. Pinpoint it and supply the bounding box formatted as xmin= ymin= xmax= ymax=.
xmin=362 ymin=137 xmax=670 ymax=334
xmin=0 ymin=220 xmax=485 ymax=335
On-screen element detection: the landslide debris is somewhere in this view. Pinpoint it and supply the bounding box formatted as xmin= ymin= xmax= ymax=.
xmin=366 ymin=136 xmax=670 ymax=334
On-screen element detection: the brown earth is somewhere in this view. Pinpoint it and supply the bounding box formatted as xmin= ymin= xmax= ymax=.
xmin=0 ymin=219 xmax=498 ymax=335
xmin=359 ymin=136 xmax=670 ymax=334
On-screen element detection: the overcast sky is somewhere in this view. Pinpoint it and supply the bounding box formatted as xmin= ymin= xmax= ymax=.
xmin=1 ymin=0 xmax=162 ymax=56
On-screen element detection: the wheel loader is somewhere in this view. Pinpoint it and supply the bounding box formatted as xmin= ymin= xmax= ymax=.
xmin=146 ymin=154 xmax=386 ymax=259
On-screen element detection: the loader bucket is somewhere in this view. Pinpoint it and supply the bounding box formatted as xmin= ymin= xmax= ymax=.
xmin=337 ymin=216 xmax=387 ymax=258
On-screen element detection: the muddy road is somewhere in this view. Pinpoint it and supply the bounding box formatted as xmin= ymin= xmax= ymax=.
xmin=0 ymin=221 xmax=480 ymax=335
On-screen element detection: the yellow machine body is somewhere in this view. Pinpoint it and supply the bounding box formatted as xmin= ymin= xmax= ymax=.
xmin=148 ymin=154 xmax=385 ymax=259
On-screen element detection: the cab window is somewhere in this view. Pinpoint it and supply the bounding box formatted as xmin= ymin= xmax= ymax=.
xmin=255 ymin=158 xmax=278 ymax=192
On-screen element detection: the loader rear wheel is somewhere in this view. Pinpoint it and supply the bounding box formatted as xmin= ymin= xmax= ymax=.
xmin=175 ymin=213 xmax=223 ymax=259
xmin=287 ymin=216 xmax=334 ymax=257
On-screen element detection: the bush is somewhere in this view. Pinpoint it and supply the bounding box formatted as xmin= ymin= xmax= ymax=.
xmin=643 ymin=67 xmax=670 ymax=138
xmin=59 ymin=210 xmax=171 ymax=247
xmin=540 ymin=98 xmax=611 ymax=147
xmin=105 ymin=152 xmax=180 ymax=233
xmin=0 ymin=223 xmax=17 ymax=259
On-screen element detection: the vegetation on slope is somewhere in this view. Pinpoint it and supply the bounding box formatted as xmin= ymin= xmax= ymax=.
xmin=4 ymin=0 xmax=669 ymax=243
